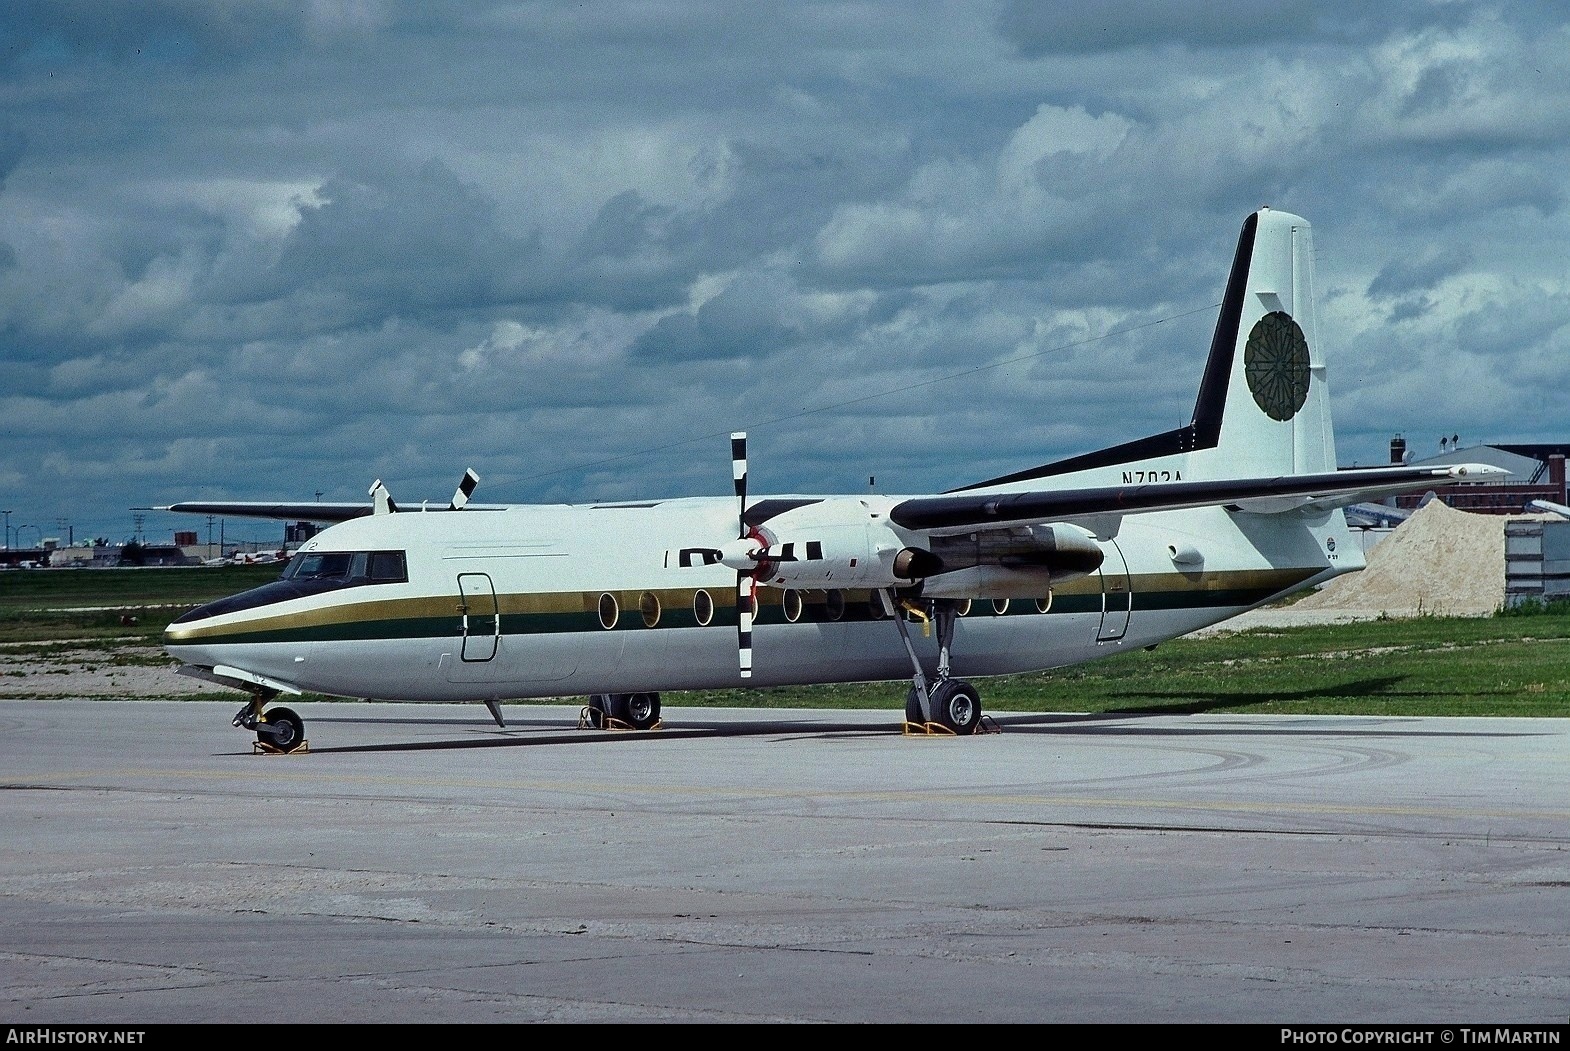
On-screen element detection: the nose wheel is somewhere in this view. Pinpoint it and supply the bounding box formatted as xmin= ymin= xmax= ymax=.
xmin=256 ymin=706 xmax=306 ymax=752
xmin=234 ymin=691 xmax=309 ymax=754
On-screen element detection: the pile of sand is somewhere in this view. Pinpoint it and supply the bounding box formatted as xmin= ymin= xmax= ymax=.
xmin=1298 ymin=499 xmax=1509 ymax=618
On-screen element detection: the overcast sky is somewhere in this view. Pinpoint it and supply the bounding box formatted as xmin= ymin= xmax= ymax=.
xmin=3 ymin=0 xmax=1568 ymax=547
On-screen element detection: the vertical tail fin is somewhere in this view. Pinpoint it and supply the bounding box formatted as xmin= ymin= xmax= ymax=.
xmin=1193 ymin=206 xmax=1335 ymax=478
xmin=951 ymin=206 xmax=1336 ymax=494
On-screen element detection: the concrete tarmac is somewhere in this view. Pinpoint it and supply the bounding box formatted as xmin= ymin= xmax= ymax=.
xmin=1 ymin=699 xmax=1567 ymax=1025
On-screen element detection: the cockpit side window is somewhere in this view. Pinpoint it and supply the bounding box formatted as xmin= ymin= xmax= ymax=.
xmin=282 ymin=550 xmax=407 ymax=584
xmin=367 ymin=550 xmax=407 ymax=582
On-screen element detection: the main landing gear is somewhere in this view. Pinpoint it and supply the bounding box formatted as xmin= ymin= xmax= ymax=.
xmin=582 ymin=692 xmax=663 ymax=731
xmin=234 ymin=689 xmax=309 ymax=754
xmin=884 ymin=590 xmax=993 ymax=736
xmin=576 ymin=591 xmax=995 ymax=737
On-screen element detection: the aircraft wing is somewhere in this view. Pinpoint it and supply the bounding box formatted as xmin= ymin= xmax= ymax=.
xmin=150 ymin=501 xmax=374 ymax=523
xmin=888 ymin=463 xmax=1506 ymax=536
xmin=148 ymin=472 xmax=495 ymax=523
xmin=150 ymin=500 xmax=512 ymax=522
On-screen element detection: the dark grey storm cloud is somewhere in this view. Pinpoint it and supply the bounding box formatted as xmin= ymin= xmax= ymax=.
xmin=1 ymin=0 xmax=1568 ymax=544
xmin=995 ymin=0 xmax=1471 ymax=55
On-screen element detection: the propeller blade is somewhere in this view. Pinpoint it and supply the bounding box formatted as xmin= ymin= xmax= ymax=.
xmin=729 ymin=432 xmax=754 ymax=679
xmin=369 ymin=480 xmax=398 ymax=515
xmin=737 ymin=573 xmax=753 ymax=679
xmin=449 ymin=469 xmax=480 ymax=510
xmin=731 ymin=431 xmax=747 ymax=539
xmin=677 ymin=432 xmax=759 ymax=679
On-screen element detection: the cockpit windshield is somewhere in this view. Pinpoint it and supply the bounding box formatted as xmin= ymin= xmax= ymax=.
xmin=170 ymin=550 xmax=409 ymax=624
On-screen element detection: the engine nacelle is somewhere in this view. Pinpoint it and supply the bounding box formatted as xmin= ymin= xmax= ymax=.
xmin=916 ymin=565 xmax=1057 ymax=600
xmin=715 ymin=499 xmax=1104 ymax=597
xmin=722 ymin=524 xmax=931 ymax=588
xmin=925 ymin=523 xmax=1104 ymax=582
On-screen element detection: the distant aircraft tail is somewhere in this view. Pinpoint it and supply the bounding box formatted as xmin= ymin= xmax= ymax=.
xmin=953 ymin=206 xmax=1336 ymax=494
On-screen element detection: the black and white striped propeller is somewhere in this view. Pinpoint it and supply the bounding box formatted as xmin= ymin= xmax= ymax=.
xmin=449 ymin=468 xmax=480 ymax=510
xmin=671 ymin=434 xmax=763 ymax=678
xmin=732 ymin=432 xmax=754 ymax=680
xmin=695 ymin=433 xmax=818 ymax=679
xmin=367 ymin=469 xmax=479 ymax=516
xmin=726 ymin=433 xmax=807 ymax=678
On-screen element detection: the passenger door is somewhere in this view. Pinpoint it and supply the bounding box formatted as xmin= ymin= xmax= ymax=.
xmin=1097 ymin=539 xmax=1131 ymax=641
xmin=457 ymin=573 xmax=500 ymax=661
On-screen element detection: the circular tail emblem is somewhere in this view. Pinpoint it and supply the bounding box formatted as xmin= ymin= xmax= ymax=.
xmin=1244 ymin=311 xmax=1311 ymax=421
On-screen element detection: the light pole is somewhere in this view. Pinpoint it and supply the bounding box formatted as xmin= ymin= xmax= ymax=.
xmin=2 ymin=510 xmax=10 ymax=551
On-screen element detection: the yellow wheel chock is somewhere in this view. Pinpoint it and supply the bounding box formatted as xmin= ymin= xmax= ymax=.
xmin=902 ymin=719 xmax=957 ymax=737
xmin=253 ymin=739 xmax=310 ymax=755
xmin=902 ymin=715 xmax=1002 ymax=737
xmin=578 ymin=706 xmax=663 ymax=732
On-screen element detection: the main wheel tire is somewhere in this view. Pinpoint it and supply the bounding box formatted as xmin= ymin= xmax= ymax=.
xmin=623 ymin=692 xmax=661 ymax=731
xmin=928 ymin=680 xmax=981 ymax=735
xmin=904 ymin=686 xmax=925 ymax=725
xmin=586 ymin=694 xmax=611 ymax=729
xmin=260 ymin=706 xmax=305 ymax=752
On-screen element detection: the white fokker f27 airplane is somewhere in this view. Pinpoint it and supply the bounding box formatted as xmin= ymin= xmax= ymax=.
xmin=160 ymin=208 xmax=1502 ymax=751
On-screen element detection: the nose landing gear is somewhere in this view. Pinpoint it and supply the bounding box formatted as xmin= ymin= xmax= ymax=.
xmin=234 ymin=689 xmax=309 ymax=754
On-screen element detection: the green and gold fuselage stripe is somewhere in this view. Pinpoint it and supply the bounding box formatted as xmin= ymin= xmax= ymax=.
xmin=165 ymin=568 xmax=1320 ymax=647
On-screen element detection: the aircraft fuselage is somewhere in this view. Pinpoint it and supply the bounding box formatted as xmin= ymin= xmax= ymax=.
xmin=164 ymin=495 xmax=1356 ymax=703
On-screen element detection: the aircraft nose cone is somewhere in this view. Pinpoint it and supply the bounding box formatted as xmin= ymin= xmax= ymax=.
xmin=165 ymin=599 xmax=220 ymax=643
